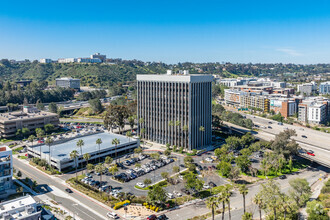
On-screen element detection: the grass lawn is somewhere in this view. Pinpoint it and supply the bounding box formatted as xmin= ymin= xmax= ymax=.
xmin=257 ymin=160 xmax=309 ymax=179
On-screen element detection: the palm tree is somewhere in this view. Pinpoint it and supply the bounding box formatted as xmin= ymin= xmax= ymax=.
xmin=182 ymin=125 xmax=188 ymax=149
xmin=83 ymin=153 xmax=91 ymax=172
xmin=76 ymin=139 xmax=84 ymax=174
xmin=175 ymin=120 xmax=181 ymax=146
xmin=253 ymin=194 xmax=264 ymax=220
xmin=238 ymin=184 xmax=249 ymax=214
xmin=168 ymin=121 xmax=174 ymax=145
xmin=199 ymin=126 xmax=205 ymax=148
xmin=45 ymin=137 xmax=53 ymax=169
xmin=105 ymin=156 xmax=113 ymax=167
xmin=28 ymin=135 xmax=35 ymax=147
xmin=126 ymin=131 xmax=132 ymax=142
xmin=96 ymin=138 xmax=102 ymax=163
xmin=112 ymin=138 xmax=120 ymax=163
xmin=128 ymin=116 xmax=135 ymax=131
xmin=206 ymin=196 xmax=220 ymax=220
xmin=36 ymin=128 xmax=45 ymax=159
xmin=223 ymin=184 xmax=233 ymax=220
xmin=95 ymin=164 xmax=105 ymax=186
xmin=138 ymin=118 xmax=144 ymax=138
xmin=70 ymin=150 xmax=79 ymax=180
xmin=217 ymin=186 xmax=226 ymax=220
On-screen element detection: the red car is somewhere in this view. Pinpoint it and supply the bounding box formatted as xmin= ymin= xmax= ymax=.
xmin=147 ymin=215 xmax=157 ymax=220
xmin=307 ymin=152 xmax=315 ymax=156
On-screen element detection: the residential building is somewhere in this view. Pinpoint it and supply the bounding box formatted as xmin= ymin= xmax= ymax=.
xmin=58 ymin=58 xmax=77 ymax=63
xmin=56 ymin=77 xmax=80 ymax=89
xmin=297 ymin=82 xmax=317 ymax=95
xmin=308 ymin=103 xmax=327 ymax=124
xmin=271 ymin=81 xmax=286 ymax=88
xmin=224 ymin=89 xmax=242 ymax=107
xmin=137 ymin=73 xmax=213 ymax=150
xmin=233 ymin=84 xmax=273 ymax=93
xmin=91 ymin=53 xmax=106 ymax=62
xmin=319 ymin=81 xmax=330 ymax=94
xmin=270 ymin=98 xmax=297 ymax=117
xmin=0 ymin=146 xmax=13 ymax=197
xmin=298 ymin=97 xmax=329 ymax=124
xmin=77 ymin=58 xmax=102 ymax=63
xmin=0 ymin=195 xmax=42 ymax=220
xmin=28 ymin=132 xmax=139 ymax=171
xmin=39 ymin=58 xmax=52 ymax=63
xmin=217 ymin=77 xmax=256 ymax=87
xmin=0 ymin=106 xmax=59 ymax=138
xmin=240 ymin=93 xmax=270 ymax=112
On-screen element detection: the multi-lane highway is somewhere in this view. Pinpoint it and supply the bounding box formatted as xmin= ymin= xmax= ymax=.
xmin=226 ymin=112 xmax=330 ymax=167
xmin=13 ymin=157 xmax=111 ymax=220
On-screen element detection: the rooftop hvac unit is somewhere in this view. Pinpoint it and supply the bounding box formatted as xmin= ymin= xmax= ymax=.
xmin=3 ymin=212 xmax=11 ymax=220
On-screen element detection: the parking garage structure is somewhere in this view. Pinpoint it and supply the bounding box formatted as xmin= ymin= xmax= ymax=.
xmin=27 ymin=132 xmax=139 ymax=172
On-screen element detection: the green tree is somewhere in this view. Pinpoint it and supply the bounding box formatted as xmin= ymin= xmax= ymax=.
xmin=36 ymin=99 xmax=45 ymax=110
xmin=258 ymin=180 xmax=283 ymax=219
xmin=96 ymin=138 xmax=102 ymax=163
xmin=144 ymin=178 xmax=152 ymax=186
xmin=223 ymin=184 xmax=234 ymax=220
xmin=45 ymin=137 xmax=54 ymax=169
xmin=105 ymin=156 xmax=113 ymax=166
xmin=164 ymin=149 xmax=171 ymax=156
xmin=184 ymin=172 xmax=204 ymax=191
xmin=306 ymin=200 xmax=328 ymax=220
xmin=206 ymin=196 xmax=220 ymax=220
xmin=134 ymin=146 xmax=143 ymax=156
xmin=241 ymin=212 xmax=252 ymax=220
xmin=16 ymin=129 xmax=22 ymax=138
xmin=44 ymin=124 xmax=55 ymax=133
xmin=126 ymin=130 xmax=133 ymax=142
xmin=28 ymin=135 xmax=35 ymax=148
xmin=95 ymin=164 xmax=105 ymax=183
xmin=147 ymin=185 xmax=167 ymax=205
xmin=184 ymin=156 xmax=194 ymax=166
xmin=128 ymin=116 xmax=135 ymax=131
xmin=172 ymin=166 xmax=180 ymax=173
xmin=238 ymin=184 xmax=249 ymax=214
xmin=49 ymin=102 xmax=58 ymax=113
xmin=76 ymin=139 xmax=84 ymax=174
xmin=199 ymin=126 xmax=205 ymax=148
xmin=289 ymin=178 xmax=311 ymax=207
xmin=88 ymin=98 xmax=103 ymax=113
xmin=83 ymin=153 xmax=91 ymax=168
xmin=86 ymin=164 xmax=94 ymax=172
xmin=112 ymin=138 xmax=120 ymax=162
xmin=216 ymin=161 xmax=232 ymax=177
xmin=70 ymin=150 xmax=79 ymax=180
xmin=235 ymin=155 xmax=251 ymax=173
xmin=22 ymin=128 xmax=30 ymax=138
xmin=161 ymin=172 xmax=169 ymax=180
xmin=253 ymin=194 xmax=264 ymax=220
xmin=108 ymin=164 xmax=119 ymax=176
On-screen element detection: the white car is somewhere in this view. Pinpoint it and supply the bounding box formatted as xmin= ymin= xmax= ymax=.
xmin=167 ymin=193 xmax=174 ymax=199
xmin=136 ymin=182 xmax=146 ymax=188
xmin=126 ymin=169 xmax=133 ymax=174
xmin=178 ymin=175 xmax=184 ymax=180
xmin=173 ymin=191 xmax=182 ymax=197
xmin=205 ymin=157 xmax=213 ymax=162
xmin=107 ymin=212 xmax=118 ymax=219
xmin=203 ymin=184 xmax=211 ymax=189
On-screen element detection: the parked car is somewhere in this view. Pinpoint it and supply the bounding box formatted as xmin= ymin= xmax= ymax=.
xmin=147 ymin=215 xmax=157 ymax=220
xmin=167 ymin=193 xmax=174 ymax=199
xmin=208 ymin=182 xmax=217 ymax=187
xmin=301 ymin=135 xmax=307 ymax=138
xmin=279 ymin=175 xmax=286 ymax=179
xmin=107 ymin=212 xmax=118 ymax=219
xmin=157 ymin=214 xmax=168 ymax=220
xmin=173 ymin=191 xmax=182 ymax=197
xmin=136 ymin=182 xmax=146 ymax=188
xmin=307 ymin=151 xmax=315 ymax=156
xmin=180 ymin=188 xmax=190 ymax=195
xmin=203 ymin=184 xmax=210 ymax=189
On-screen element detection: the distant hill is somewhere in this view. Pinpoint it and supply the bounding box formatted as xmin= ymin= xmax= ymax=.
xmin=1 ymin=60 xmax=330 ymax=88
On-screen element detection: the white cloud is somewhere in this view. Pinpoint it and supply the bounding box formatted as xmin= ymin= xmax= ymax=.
xmin=276 ymin=48 xmax=303 ymax=57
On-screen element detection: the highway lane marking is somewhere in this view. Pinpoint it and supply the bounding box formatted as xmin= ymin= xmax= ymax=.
xmin=13 ymin=158 xmax=114 ymax=217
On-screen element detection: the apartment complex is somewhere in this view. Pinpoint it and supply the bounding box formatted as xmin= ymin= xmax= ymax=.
xmin=137 ymin=72 xmax=213 ymax=150
xmin=0 ymin=195 xmax=42 ymax=220
xmin=91 ymin=53 xmax=106 ymax=62
xmin=319 ymin=81 xmax=330 ymax=94
xmin=0 ymin=106 xmax=59 ymax=138
xmin=39 ymin=58 xmax=52 ymax=63
xmin=297 ymin=82 xmax=317 ymax=95
xmin=270 ymin=98 xmax=298 ymax=117
xmin=57 ymin=53 xmax=106 ymax=63
xmin=0 ymin=146 xmax=12 ymax=196
xmin=298 ymin=97 xmax=329 ymax=124
xmin=56 ymin=77 xmax=80 ymax=89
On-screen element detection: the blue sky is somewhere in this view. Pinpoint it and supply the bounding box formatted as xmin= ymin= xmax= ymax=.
xmin=0 ymin=0 xmax=330 ymax=64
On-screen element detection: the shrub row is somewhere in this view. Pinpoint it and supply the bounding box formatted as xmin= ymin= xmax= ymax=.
xmin=113 ymin=200 xmax=130 ymax=210
xmin=143 ymin=203 xmax=159 ymax=212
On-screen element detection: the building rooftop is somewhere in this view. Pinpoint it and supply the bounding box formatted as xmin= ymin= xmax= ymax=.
xmin=30 ymin=132 xmax=137 ymax=162
xmin=137 ymin=74 xmax=213 ymax=83
xmin=0 ymin=195 xmax=37 ymax=217
xmin=0 ymin=110 xmax=58 ymax=123
xmin=56 ymin=77 xmax=79 ymax=81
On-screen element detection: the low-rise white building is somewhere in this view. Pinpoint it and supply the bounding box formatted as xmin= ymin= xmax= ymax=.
xmin=297 ymin=82 xmax=317 ymax=95
xmin=0 ymin=145 xmax=13 ymax=197
xmin=307 ymin=103 xmax=327 ymax=124
xmin=58 ymin=58 xmax=77 ymax=63
xmin=39 ymin=58 xmax=52 ymax=63
xmin=0 ymin=195 xmax=41 ymax=220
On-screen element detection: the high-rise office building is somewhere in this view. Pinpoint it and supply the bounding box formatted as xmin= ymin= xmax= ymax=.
xmin=137 ymin=72 xmax=213 ymax=150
